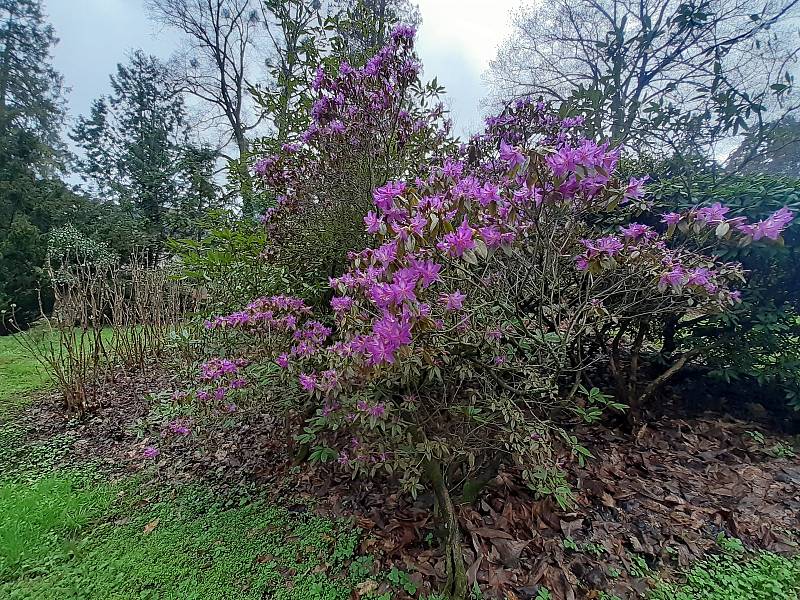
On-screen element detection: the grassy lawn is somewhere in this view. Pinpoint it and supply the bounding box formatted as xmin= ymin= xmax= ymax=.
xmin=0 ymin=476 xmax=372 ymax=600
xmin=0 ymin=334 xmax=50 ymax=414
xmin=0 ymin=341 xmax=403 ymax=600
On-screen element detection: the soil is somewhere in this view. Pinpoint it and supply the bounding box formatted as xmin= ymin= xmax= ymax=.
xmin=17 ymin=365 xmax=800 ymax=600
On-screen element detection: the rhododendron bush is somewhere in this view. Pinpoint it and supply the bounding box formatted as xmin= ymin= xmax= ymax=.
xmin=197 ymin=28 xmax=795 ymax=600
xmin=253 ymin=25 xmax=454 ymax=305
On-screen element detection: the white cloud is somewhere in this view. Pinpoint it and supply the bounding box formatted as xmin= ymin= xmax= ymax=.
xmin=414 ymin=0 xmax=519 ymax=136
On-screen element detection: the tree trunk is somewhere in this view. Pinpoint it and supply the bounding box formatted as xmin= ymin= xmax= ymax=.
xmin=424 ymin=459 xmax=468 ymax=600
xmin=234 ymin=132 xmax=254 ymax=217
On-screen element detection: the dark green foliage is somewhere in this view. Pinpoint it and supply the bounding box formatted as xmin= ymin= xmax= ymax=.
xmin=647 ymin=173 xmax=800 ymax=409
xmin=170 ymin=211 xmax=326 ymax=313
xmin=0 ymin=0 xmax=65 ymax=153
xmin=0 ymin=0 xmax=62 ymax=330
xmin=728 ymin=116 xmax=800 ymax=177
xmin=71 ymin=51 xmax=222 ymax=259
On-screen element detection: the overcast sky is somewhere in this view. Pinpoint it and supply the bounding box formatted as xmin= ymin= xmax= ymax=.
xmin=44 ymin=0 xmax=520 ymax=140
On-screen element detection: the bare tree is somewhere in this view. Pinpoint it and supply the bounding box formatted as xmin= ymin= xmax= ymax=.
xmin=487 ymin=0 xmax=800 ymax=158
xmin=146 ymin=0 xmax=262 ymax=212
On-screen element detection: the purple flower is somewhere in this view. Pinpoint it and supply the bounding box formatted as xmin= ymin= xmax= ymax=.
xmin=737 ymin=207 xmax=794 ymax=241
xmin=620 ymin=223 xmax=652 ymax=240
xmin=441 ymin=158 xmax=464 ymax=179
xmin=373 ymin=181 xmax=406 ymax=211
xmin=388 ymin=270 xmax=419 ymax=305
xmin=583 ymin=235 xmax=623 ymax=258
xmin=331 ymin=296 xmax=354 ymax=313
xmin=661 ymin=212 xmax=681 ymax=226
xmin=687 ymin=267 xmax=713 ymax=287
xmin=440 ymin=290 xmax=466 ymax=311
xmin=225 ymin=403 xmax=237 ymax=413
xmin=390 ymin=24 xmax=416 ymax=42
xmin=276 ymin=354 xmax=290 ymax=369
xmin=168 ymin=420 xmax=191 ymax=436
xmin=624 ymin=176 xmax=648 ymax=200
xmin=143 ymin=446 xmax=160 ymax=459
xmin=229 ymin=378 xmax=247 ymax=390
xmin=364 ymin=211 xmax=383 ymax=234
xmin=479 ymin=225 xmax=503 ymax=248
xmin=299 ymin=373 xmax=317 ymax=392
xmin=196 ymin=390 xmax=210 ymax=402
xmin=486 ymin=328 xmax=502 ymax=341
xmin=477 ymin=182 xmax=501 ymax=206
xmin=328 ymin=119 xmax=345 ymax=134
xmin=659 ymin=265 xmax=685 ymax=289
xmin=695 ymin=202 xmax=729 ymax=225
xmin=440 ymin=218 xmax=475 ymax=257
xmin=407 ymin=258 xmax=440 ymax=289
xmin=499 ymin=141 xmax=525 ymax=168
xmin=596 ymin=236 xmax=624 ymax=255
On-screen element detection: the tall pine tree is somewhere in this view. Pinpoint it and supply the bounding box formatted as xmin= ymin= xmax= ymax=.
xmin=72 ymin=51 xmax=220 ymax=260
xmin=0 ymin=0 xmax=65 ymax=330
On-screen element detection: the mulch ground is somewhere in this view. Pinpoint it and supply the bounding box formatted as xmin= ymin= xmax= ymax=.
xmin=15 ymin=366 xmax=800 ymax=600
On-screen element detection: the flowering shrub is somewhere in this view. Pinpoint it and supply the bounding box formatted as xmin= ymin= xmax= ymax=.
xmin=252 ymin=25 xmax=454 ymax=307
xmin=641 ymin=173 xmax=800 ymax=409
xmin=201 ymin=36 xmax=796 ymax=600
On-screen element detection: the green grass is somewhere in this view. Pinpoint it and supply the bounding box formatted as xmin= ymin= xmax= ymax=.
xmin=650 ymin=550 xmax=800 ymax=600
xmin=0 ymin=334 xmax=49 ymax=413
xmin=0 ymin=475 xmax=114 ymax=583
xmin=0 ymin=482 xmax=374 ymax=600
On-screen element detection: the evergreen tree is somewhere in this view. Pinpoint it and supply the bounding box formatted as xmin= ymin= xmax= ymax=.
xmin=0 ymin=0 xmax=65 ymax=331
xmin=72 ymin=51 xmax=220 ymax=259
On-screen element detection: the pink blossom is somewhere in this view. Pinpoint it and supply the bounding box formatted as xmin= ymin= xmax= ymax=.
xmin=299 ymin=373 xmax=318 ymax=392
xmin=440 ymin=218 xmax=475 ymax=257
xmin=410 ymin=258 xmax=441 ymax=288
xmin=499 ymin=141 xmax=525 ymax=168
xmin=479 ymin=225 xmax=503 ymax=248
xmin=687 ymin=267 xmax=713 ymax=287
xmin=620 ymin=223 xmax=653 ymax=240
xmin=331 ymin=296 xmax=354 ymax=313
xmin=661 ymin=212 xmax=681 ymax=226
xmin=364 ymin=211 xmax=383 ymax=234
xmin=737 ymin=207 xmax=794 ymax=241
xmin=695 ymin=203 xmax=729 ymax=225
xmin=373 ymin=181 xmax=406 ymax=211
xmin=440 ymin=290 xmax=466 ymax=311
xmin=168 ymin=420 xmax=191 ymax=436
xmin=659 ymin=266 xmax=685 ymax=289
xmin=623 ymin=176 xmax=648 ymax=200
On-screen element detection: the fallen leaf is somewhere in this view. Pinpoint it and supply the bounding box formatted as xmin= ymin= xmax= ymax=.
xmin=472 ymin=527 xmax=514 ymax=540
xmin=143 ymin=518 xmax=160 ymax=535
